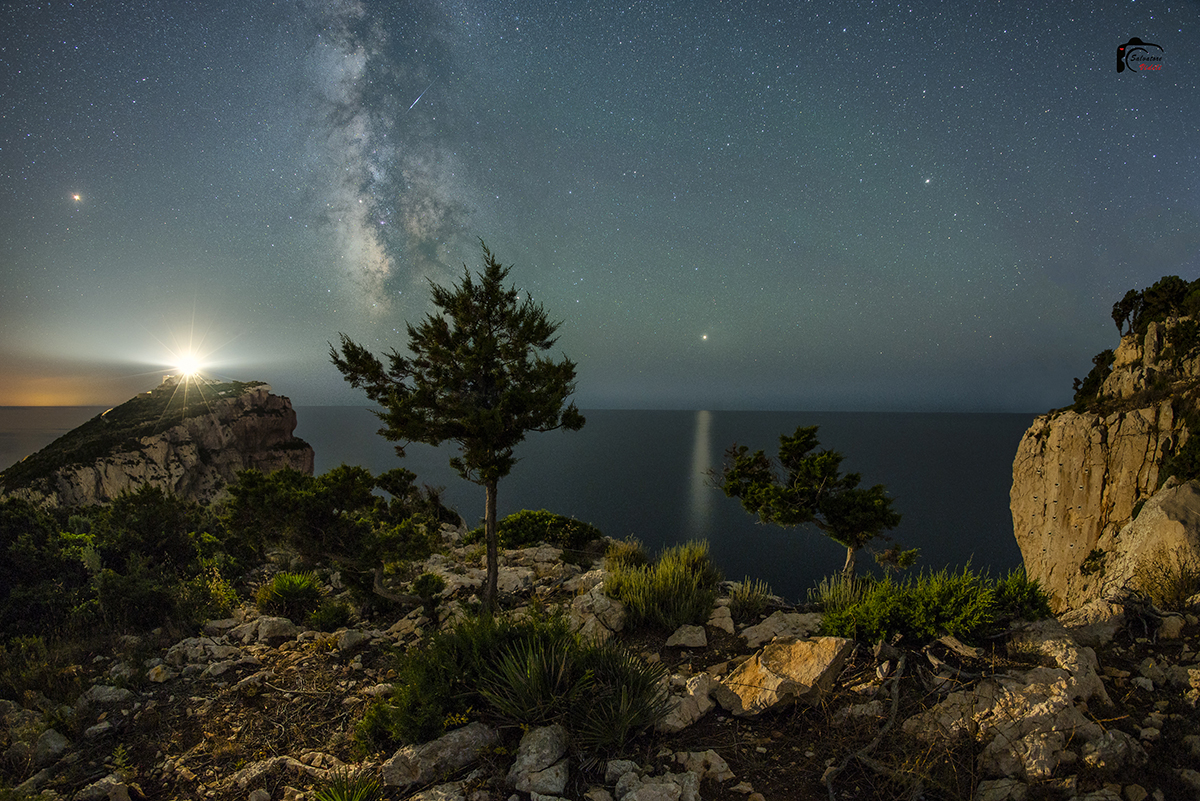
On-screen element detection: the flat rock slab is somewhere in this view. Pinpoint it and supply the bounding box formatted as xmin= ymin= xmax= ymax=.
xmin=382 ymin=722 xmax=498 ymax=789
xmin=740 ymin=611 xmax=823 ymax=649
xmin=713 ymin=636 xmax=855 ymax=717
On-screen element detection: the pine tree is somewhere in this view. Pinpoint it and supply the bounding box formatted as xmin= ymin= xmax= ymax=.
xmin=715 ymin=425 xmax=905 ymax=579
xmin=330 ymin=241 xmax=585 ymax=610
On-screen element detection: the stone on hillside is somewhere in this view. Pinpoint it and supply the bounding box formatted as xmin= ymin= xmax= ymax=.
xmin=508 ymin=722 xmax=568 ymax=772
xmin=665 ymin=624 xmax=706 ymax=648
xmin=82 ymin=684 xmax=133 ymax=705
xmin=564 ymin=568 xmax=605 ymax=595
xmin=707 ymin=605 xmax=735 ymax=634
xmin=74 ymin=773 xmax=131 ymax=801
xmin=248 ymin=790 xmax=271 ymax=801
xmin=973 ymin=778 xmax=1028 ymax=801
xmin=32 ymin=728 xmax=69 ymax=767
xmin=337 ymin=629 xmax=371 ymax=653
xmin=606 ymin=759 xmax=639 ymax=785
xmin=712 ymin=637 xmax=854 ymax=717
xmin=674 ymin=750 xmax=734 ymax=782
xmin=1158 ymin=614 xmax=1186 ymax=639
xmin=1058 ymin=600 xmax=1126 ymax=647
xmin=147 ymin=664 xmax=177 ymax=683
xmin=256 ymin=616 xmax=301 ymax=644
xmin=381 ymin=722 xmax=498 ymax=789
xmin=497 ymin=565 xmax=535 ymax=594
xmin=203 ymin=617 xmax=241 ymax=636
xmin=407 ymin=783 xmax=467 ymax=801
xmin=618 ymin=771 xmax=700 ymax=801
xmin=904 ymin=620 xmax=1138 ymax=781
xmin=657 ymin=674 xmax=715 ymax=733
xmin=570 ymin=583 xmax=626 ymax=642
xmin=740 ymin=611 xmax=822 ymax=649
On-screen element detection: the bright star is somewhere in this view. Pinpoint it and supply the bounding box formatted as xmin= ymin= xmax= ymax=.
xmin=72 ymin=193 xmax=81 ymax=201
xmin=924 ymin=178 xmax=931 ymax=184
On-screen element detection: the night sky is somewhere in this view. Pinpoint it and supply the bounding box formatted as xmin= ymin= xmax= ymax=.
xmin=3 ymin=1 xmax=1197 ymax=410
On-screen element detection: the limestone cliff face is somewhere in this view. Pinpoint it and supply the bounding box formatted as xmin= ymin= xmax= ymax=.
xmin=0 ymin=381 xmax=314 ymax=507
xmin=1011 ymin=320 xmax=1198 ymax=611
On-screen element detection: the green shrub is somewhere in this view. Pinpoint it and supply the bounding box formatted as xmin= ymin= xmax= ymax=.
xmin=1133 ymin=546 xmax=1200 ymax=611
xmin=465 ymin=509 xmax=603 ymax=551
xmin=729 ymin=576 xmax=773 ymax=623
xmin=176 ymin=562 xmax=239 ymax=626
xmin=256 ymin=571 xmax=325 ymax=621
xmin=808 ymin=573 xmax=875 ymax=613
xmin=604 ymin=538 xmax=648 ymax=571
xmin=819 ymin=566 xmax=1052 ymax=646
xmin=356 ymin=609 xmax=669 ymax=753
xmin=606 ymin=540 xmax=721 ymax=632
xmin=308 ymin=599 xmax=354 ymax=632
xmin=314 ymin=768 xmax=381 ymax=801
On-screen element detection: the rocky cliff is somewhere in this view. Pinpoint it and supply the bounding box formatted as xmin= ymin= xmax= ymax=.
xmin=0 ymin=379 xmax=314 ymax=506
xmin=1012 ymin=319 xmax=1200 ymax=611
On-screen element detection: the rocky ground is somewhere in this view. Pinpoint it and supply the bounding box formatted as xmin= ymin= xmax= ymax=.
xmin=4 ymin=539 xmax=1200 ymax=801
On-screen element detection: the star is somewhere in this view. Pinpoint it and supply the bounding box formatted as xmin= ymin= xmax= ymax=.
xmin=72 ymin=193 xmax=81 ymax=202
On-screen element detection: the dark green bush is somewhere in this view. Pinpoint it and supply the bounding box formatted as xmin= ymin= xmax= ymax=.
xmin=256 ymin=571 xmax=325 ymax=621
xmin=818 ymin=566 xmax=1051 ymax=646
xmin=606 ymin=540 xmax=722 ymax=632
xmin=357 ymin=610 xmax=669 ymax=753
xmin=314 ymin=768 xmax=381 ymax=801
xmin=309 ymin=599 xmax=354 ymax=632
xmin=464 ymin=509 xmax=603 ymax=551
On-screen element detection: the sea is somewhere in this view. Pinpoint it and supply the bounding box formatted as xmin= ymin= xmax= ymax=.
xmin=0 ymin=407 xmax=1037 ymax=603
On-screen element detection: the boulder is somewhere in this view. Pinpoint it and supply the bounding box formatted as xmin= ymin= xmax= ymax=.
xmin=570 ymin=583 xmax=627 ymax=642
xmin=903 ymin=620 xmax=1138 ymax=782
xmin=657 ymin=674 xmax=716 ymax=733
xmin=739 ymin=611 xmax=822 ymax=649
xmin=256 ymin=617 xmax=301 ymax=644
xmin=712 ymin=637 xmax=855 ymax=717
xmin=382 ymin=722 xmax=499 ymax=789
xmin=508 ymin=724 xmax=569 ymax=793
xmin=73 ymin=773 xmax=131 ymax=801
xmin=706 ymin=605 xmax=735 ymax=634
xmin=82 ymin=684 xmax=133 ymax=705
xmin=32 ymin=728 xmax=69 ymax=767
xmin=665 ymin=624 xmax=706 ymax=648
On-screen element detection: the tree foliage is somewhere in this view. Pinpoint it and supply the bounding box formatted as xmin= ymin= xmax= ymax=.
xmin=223 ymin=465 xmax=453 ymax=600
xmin=715 ymin=425 xmax=904 ymax=578
xmin=329 ymin=241 xmax=585 ymax=610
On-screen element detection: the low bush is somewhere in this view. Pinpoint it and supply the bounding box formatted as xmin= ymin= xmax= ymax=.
xmin=308 ymin=599 xmax=353 ymax=632
xmin=313 ymin=767 xmax=381 ymax=801
xmin=255 ymin=571 xmax=325 ymax=621
xmin=729 ymin=576 xmax=773 ymax=623
xmin=356 ymin=610 xmax=669 ymax=754
xmin=464 ymin=509 xmax=603 ymax=551
xmin=818 ymin=566 xmax=1051 ymax=646
xmin=605 ymin=540 xmax=722 ymax=632
xmin=604 ymin=538 xmax=648 ymax=570
xmin=1133 ymin=546 xmax=1200 ymax=611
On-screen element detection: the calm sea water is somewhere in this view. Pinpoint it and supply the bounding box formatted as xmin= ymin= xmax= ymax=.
xmin=0 ymin=406 xmax=1036 ymax=602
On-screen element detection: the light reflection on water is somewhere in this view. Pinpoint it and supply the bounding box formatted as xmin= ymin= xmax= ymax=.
xmin=686 ymin=410 xmax=714 ymax=540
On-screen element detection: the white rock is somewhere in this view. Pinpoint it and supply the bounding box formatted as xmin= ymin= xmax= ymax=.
xmin=382 ymin=722 xmax=498 ymax=789
xmin=712 ymin=637 xmax=854 ymax=716
xmin=739 ymin=611 xmax=822 ymax=649
xmin=665 ymin=624 xmax=706 ymax=648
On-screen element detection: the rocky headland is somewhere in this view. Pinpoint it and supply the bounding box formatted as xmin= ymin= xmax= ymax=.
xmin=1011 ymin=316 xmax=1200 ymax=613
xmin=0 ymin=379 xmax=314 ymax=507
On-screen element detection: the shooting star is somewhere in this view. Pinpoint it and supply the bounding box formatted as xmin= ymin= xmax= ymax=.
xmin=409 ymin=83 xmax=432 ymax=110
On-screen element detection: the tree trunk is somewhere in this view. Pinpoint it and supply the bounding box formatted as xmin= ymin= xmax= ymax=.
xmin=483 ymin=480 xmax=499 ymax=612
xmin=842 ymin=545 xmax=858 ymax=580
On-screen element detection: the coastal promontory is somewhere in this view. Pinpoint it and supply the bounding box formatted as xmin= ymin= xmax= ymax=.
xmin=1012 ymin=281 xmax=1200 ymax=611
xmin=0 ymin=378 xmax=314 ymax=506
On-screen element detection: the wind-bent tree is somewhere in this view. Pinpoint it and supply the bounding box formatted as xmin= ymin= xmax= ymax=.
xmin=330 ymin=241 xmax=585 ymax=611
xmin=715 ymin=425 xmax=904 ymax=579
